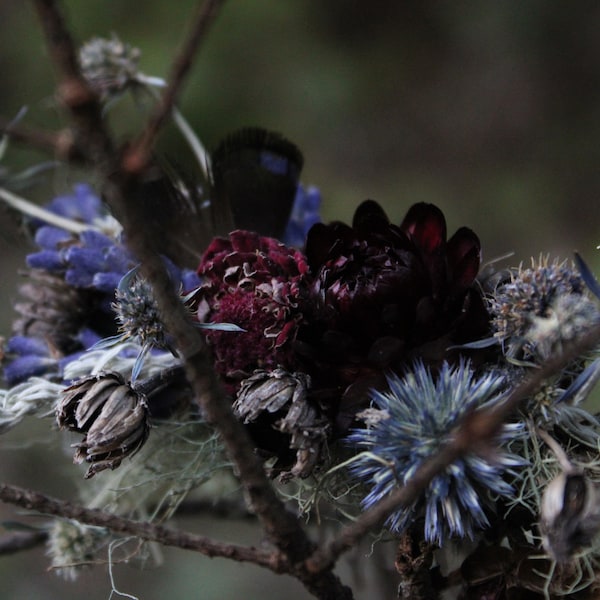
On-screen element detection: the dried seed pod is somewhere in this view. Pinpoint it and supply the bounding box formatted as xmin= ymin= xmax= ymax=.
xmin=540 ymin=471 xmax=600 ymax=563
xmin=234 ymin=368 xmax=308 ymax=421
xmin=233 ymin=368 xmax=329 ymax=480
xmin=57 ymin=372 xmax=150 ymax=478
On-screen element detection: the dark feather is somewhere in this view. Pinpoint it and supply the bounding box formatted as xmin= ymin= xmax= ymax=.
xmin=211 ymin=127 xmax=303 ymax=239
xmin=126 ymin=128 xmax=303 ymax=268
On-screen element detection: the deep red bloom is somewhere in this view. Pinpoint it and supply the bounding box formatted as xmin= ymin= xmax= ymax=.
xmin=192 ymin=230 xmax=309 ymax=392
xmin=299 ymin=200 xmax=490 ymax=430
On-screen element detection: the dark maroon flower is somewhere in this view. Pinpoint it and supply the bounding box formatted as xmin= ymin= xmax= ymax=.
xmin=192 ymin=230 xmax=309 ymax=393
xmin=299 ymin=200 xmax=490 ymax=430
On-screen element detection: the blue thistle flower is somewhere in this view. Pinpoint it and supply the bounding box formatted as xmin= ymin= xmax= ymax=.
xmin=347 ymin=360 xmax=522 ymax=545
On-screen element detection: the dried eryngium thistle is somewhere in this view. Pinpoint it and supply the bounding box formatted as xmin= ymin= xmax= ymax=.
xmin=57 ymin=372 xmax=149 ymax=478
xmin=234 ymin=369 xmax=329 ymax=480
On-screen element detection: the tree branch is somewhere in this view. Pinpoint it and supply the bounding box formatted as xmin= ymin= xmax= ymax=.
xmin=305 ymin=323 xmax=600 ymax=573
xmin=0 ymin=530 xmax=48 ymax=556
xmin=123 ymin=0 xmax=226 ymax=175
xmin=30 ymin=2 xmax=352 ymax=597
xmin=31 ymin=0 xmax=114 ymax=167
xmin=172 ymin=497 xmax=253 ymax=520
xmin=0 ymin=483 xmax=281 ymax=569
xmin=0 ymin=118 xmax=82 ymax=161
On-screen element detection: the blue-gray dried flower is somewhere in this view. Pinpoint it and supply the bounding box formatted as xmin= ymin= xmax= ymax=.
xmin=347 ymin=360 xmax=522 ymax=545
xmin=489 ymin=257 xmax=600 ymax=362
xmin=95 ymin=264 xmax=202 ymax=381
xmin=57 ymin=372 xmax=149 ymax=478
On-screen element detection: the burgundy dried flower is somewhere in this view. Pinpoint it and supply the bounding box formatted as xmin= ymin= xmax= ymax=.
xmin=299 ymin=200 xmax=490 ymax=430
xmin=192 ymin=230 xmax=309 ymax=392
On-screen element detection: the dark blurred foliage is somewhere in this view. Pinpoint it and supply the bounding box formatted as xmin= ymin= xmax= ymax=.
xmin=1 ymin=0 xmax=600 ymax=260
xmin=1 ymin=1 xmax=600 ymax=598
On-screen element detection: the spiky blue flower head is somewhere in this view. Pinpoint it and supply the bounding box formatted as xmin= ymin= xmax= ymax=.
xmin=347 ymin=360 xmax=523 ymax=546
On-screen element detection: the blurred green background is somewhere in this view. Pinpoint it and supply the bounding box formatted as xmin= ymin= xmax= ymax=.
xmin=1 ymin=1 xmax=600 ymax=599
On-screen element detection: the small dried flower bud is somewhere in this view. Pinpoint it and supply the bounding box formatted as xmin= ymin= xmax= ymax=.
xmin=234 ymin=369 xmax=329 ymax=480
xmin=78 ymin=36 xmax=141 ymax=99
xmin=234 ymin=368 xmax=309 ymax=421
xmin=489 ymin=257 xmax=596 ymax=361
xmin=57 ymin=372 xmax=149 ymax=478
xmin=540 ymin=471 xmax=600 ymax=563
xmin=12 ymin=269 xmax=90 ymax=354
xmin=47 ymin=519 xmax=109 ymax=581
xmin=113 ymin=272 xmax=171 ymax=353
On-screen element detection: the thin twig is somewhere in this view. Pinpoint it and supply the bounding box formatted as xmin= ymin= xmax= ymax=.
xmin=31 ymin=0 xmax=115 ymax=165
xmin=123 ymin=0 xmax=225 ymax=175
xmin=0 ymin=530 xmax=48 ymax=556
xmin=0 ymin=483 xmax=281 ymax=569
xmin=305 ymin=323 xmax=600 ymax=573
xmin=0 ymin=118 xmax=81 ymax=161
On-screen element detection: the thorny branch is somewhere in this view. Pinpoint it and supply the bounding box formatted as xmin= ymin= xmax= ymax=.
xmin=305 ymin=322 xmax=600 ymax=573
